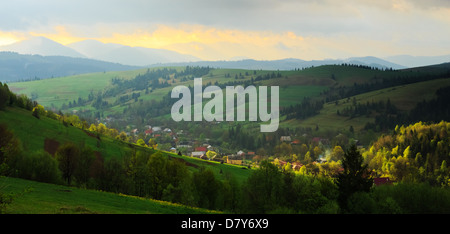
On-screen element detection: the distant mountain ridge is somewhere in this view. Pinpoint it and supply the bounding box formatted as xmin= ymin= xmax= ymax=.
xmin=0 ymin=36 xmax=86 ymax=58
xmin=151 ymin=56 xmax=407 ymax=70
xmin=0 ymin=52 xmax=140 ymax=82
xmin=384 ymin=54 xmax=450 ymax=68
xmin=0 ymin=36 xmax=201 ymax=67
xmin=1 ymin=36 xmax=449 ymax=81
xmin=67 ymin=40 xmax=201 ymax=66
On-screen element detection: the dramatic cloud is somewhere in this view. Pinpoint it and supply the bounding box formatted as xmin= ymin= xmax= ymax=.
xmin=0 ymin=0 xmax=449 ymax=60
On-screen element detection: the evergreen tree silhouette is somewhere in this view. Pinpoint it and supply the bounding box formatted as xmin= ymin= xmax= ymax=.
xmin=336 ymin=144 xmax=373 ymax=212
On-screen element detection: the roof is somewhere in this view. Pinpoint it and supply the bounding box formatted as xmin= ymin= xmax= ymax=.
xmin=374 ymin=177 xmax=393 ymax=186
xmin=195 ymin=147 xmax=207 ymax=152
xmin=191 ymin=151 xmax=205 ymax=157
xmin=280 ymin=136 xmax=292 ymax=141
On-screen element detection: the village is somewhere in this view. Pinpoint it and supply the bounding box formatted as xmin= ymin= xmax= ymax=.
xmin=123 ymin=123 xmax=356 ymax=173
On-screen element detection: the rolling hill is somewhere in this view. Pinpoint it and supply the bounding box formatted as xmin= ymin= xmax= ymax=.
xmin=0 ymin=36 xmax=85 ymax=58
xmin=0 ymin=176 xmax=216 ymax=214
xmin=0 ymin=51 xmax=141 ymax=82
xmin=8 ymin=62 xmax=450 ymax=152
xmin=67 ymin=40 xmax=201 ymax=66
xmin=2 ymin=61 xmax=450 ymax=215
xmin=149 ymin=56 xmax=406 ymax=70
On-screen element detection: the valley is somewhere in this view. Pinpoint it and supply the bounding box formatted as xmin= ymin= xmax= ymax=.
xmin=2 ymin=61 xmax=450 ymax=214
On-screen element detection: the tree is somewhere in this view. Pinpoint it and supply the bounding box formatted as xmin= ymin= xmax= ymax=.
xmin=18 ymin=150 xmax=61 ymax=184
xmin=148 ymin=138 xmax=157 ymax=149
xmin=217 ymin=172 xmax=241 ymax=212
xmin=136 ymin=139 xmax=147 ymax=147
xmin=193 ymin=167 xmax=219 ymax=210
xmin=0 ymin=124 xmax=21 ymax=176
xmin=0 ymin=82 xmax=10 ymax=110
xmin=147 ymin=152 xmax=168 ymax=200
xmin=329 ymin=145 xmax=345 ymax=162
xmin=303 ymin=151 xmax=312 ymax=164
xmin=313 ymin=146 xmax=322 ymax=159
xmin=242 ymin=160 xmax=283 ymax=213
xmin=336 ymin=144 xmax=373 ymax=212
xmin=96 ymin=123 xmax=107 ymax=135
xmin=163 ymin=158 xmax=193 ymax=204
xmin=55 ymin=143 xmax=80 ymax=185
xmin=116 ymin=131 xmax=128 ymax=142
xmin=74 ymin=147 xmax=96 ymax=187
xmin=88 ymin=124 xmax=97 ymax=132
xmin=206 ymin=151 xmax=217 ymax=160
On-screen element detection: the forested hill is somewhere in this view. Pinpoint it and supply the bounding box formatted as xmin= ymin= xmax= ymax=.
xmin=0 ymin=52 xmax=141 ymax=82
xmin=2 ymin=78 xmax=450 ymax=214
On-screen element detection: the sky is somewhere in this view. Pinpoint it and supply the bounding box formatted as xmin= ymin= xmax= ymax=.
xmin=0 ymin=0 xmax=449 ymax=61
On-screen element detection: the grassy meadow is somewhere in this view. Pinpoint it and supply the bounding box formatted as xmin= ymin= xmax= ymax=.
xmin=0 ymin=176 xmax=216 ymax=214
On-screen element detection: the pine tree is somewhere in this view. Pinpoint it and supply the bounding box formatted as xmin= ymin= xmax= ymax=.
xmin=336 ymin=144 xmax=373 ymax=212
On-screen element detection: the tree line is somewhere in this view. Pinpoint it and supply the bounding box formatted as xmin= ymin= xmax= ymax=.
xmin=364 ymin=86 xmax=450 ymax=132
xmin=322 ymin=63 xmax=450 ymax=103
xmin=3 ymin=120 xmax=450 ymax=214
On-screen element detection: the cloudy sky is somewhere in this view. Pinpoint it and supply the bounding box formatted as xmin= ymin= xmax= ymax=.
xmin=1 ymin=0 xmax=449 ymax=60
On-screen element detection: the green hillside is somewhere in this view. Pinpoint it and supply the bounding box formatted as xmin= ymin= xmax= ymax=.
xmin=0 ymin=176 xmax=216 ymax=214
xmin=0 ymin=99 xmax=253 ymax=213
xmin=2 ymin=66 xmax=450 ymax=215
xmin=9 ymin=68 xmax=150 ymax=109
xmin=7 ymin=63 xmax=450 ymax=156
xmin=0 ymin=105 xmax=253 ymax=182
xmin=287 ymin=78 xmax=450 ymax=132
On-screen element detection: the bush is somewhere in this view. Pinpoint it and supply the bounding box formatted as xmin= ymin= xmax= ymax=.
xmin=346 ymin=192 xmax=377 ymax=214
xmin=15 ymin=151 xmax=62 ymax=184
xmin=372 ymin=183 xmax=450 ymax=214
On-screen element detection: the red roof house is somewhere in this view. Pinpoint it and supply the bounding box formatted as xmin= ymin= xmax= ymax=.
xmin=195 ymin=147 xmax=207 ymax=152
xmin=373 ymin=177 xmax=393 ymax=186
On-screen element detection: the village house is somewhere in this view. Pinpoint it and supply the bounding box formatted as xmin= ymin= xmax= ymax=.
xmin=152 ymin=126 xmax=162 ymax=132
xmin=373 ymin=177 xmax=394 ymax=186
xmin=145 ymin=128 xmax=153 ymax=136
xmin=292 ymin=162 xmax=303 ymax=171
xmin=195 ymin=146 xmax=207 ymax=154
xmin=280 ymin=136 xmax=292 ymax=142
xmin=226 ymin=158 xmax=243 ymax=165
xmin=191 ymin=151 xmax=205 ymax=158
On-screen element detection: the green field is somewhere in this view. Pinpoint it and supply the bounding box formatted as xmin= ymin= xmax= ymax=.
xmin=8 ymin=68 xmax=150 ymax=108
xmin=278 ymin=85 xmax=327 ymax=107
xmin=0 ymin=176 xmax=216 ymax=214
xmin=283 ymin=78 xmax=450 ymax=132
xmin=0 ymin=106 xmax=130 ymax=159
xmin=0 ymin=106 xmax=253 ymax=183
xmin=7 ymin=67 xmax=331 ymax=111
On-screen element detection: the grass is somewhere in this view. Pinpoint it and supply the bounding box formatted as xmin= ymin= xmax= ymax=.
xmin=282 ymin=78 xmax=450 ymax=132
xmin=8 ymin=68 xmax=150 ymax=108
xmin=0 ymin=107 xmax=130 ymax=159
xmin=0 ymin=176 xmax=217 ymax=214
xmin=278 ymin=85 xmax=328 ymax=107
xmin=165 ymin=151 xmax=253 ymax=183
xmin=0 ymin=106 xmax=253 ymax=184
xmin=7 ymin=67 xmax=331 ymax=112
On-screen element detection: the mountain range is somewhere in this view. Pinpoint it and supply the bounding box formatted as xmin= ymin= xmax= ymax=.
xmin=151 ymin=56 xmax=407 ymax=71
xmin=0 ymin=36 xmax=201 ymax=67
xmin=0 ymin=51 xmax=141 ymax=82
xmin=0 ymin=36 xmax=449 ymax=82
